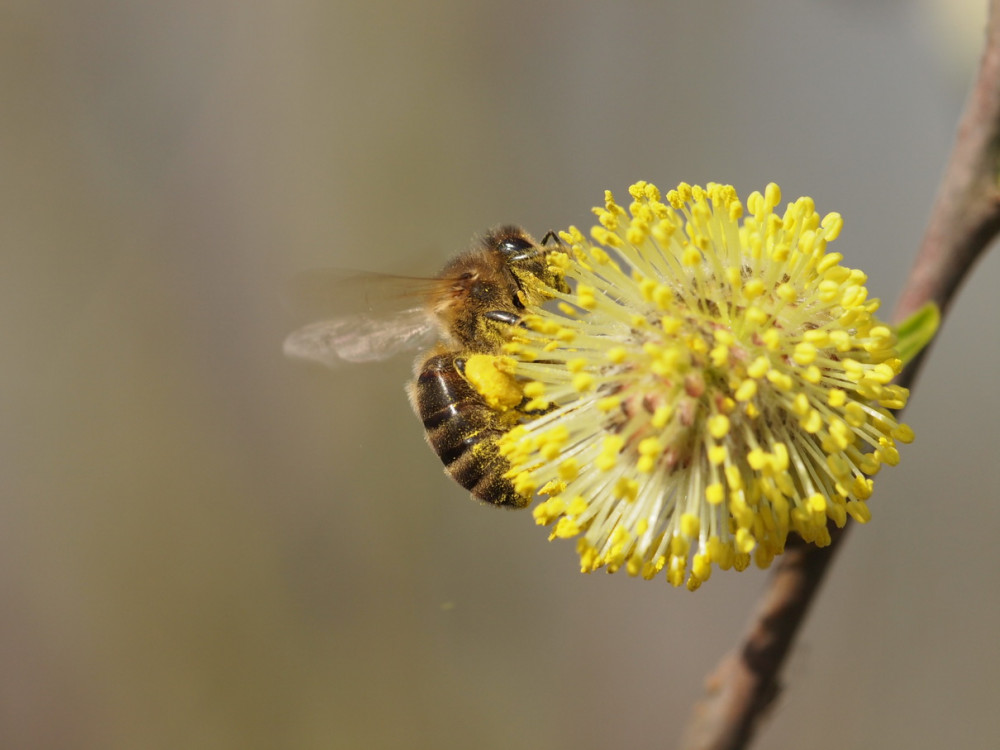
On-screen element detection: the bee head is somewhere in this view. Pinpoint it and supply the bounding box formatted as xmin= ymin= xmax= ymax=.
xmin=486 ymin=226 xmax=570 ymax=304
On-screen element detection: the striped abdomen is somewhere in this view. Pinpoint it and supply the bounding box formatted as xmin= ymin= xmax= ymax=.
xmin=411 ymin=352 xmax=528 ymax=508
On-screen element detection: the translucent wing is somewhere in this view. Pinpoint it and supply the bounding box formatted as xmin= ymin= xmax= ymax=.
xmin=286 ymin=268 xmax=451 ymax=320
xmin=283 ymin=307 xmax=438 ymax=368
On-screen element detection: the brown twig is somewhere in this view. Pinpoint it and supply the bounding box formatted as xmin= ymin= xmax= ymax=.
xmin=679 ymin=3 xmax=1000 ymax=748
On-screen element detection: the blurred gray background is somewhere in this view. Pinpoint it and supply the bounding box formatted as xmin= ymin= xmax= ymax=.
xmin=2 ymin=1 xmax=997 ymax=748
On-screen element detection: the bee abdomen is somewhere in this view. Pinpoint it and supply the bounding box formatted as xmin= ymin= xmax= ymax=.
xmin=412 ymin=353 xmax=528 ymax=509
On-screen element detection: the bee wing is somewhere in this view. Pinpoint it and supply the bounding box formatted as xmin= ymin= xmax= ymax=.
xmin=286 ymin=268 xmax=451 ymax=319
xmin=283 ymin=307 xmax=438 ymax=368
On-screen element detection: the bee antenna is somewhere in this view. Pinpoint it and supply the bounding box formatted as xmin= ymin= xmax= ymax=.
xmin=540 ymin=230 xmax=563 ymax=247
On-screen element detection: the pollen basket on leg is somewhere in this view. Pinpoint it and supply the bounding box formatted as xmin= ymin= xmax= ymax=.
xmin=496 ymin=181 xmax=914 ymax=589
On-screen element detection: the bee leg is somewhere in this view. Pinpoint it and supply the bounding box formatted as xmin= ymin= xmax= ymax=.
xmin=410 ymin=351 xmax=529 ymax=509
xmin=483 ymin=310 xmax=520 ymax=326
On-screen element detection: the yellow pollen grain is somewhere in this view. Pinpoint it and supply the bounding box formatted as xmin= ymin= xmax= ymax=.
xmin=735 ymin=379 xmax=757 ymax=402
xmin=540 ymin=425 xmax=568 ymax=447
xmin=652 ymin=405 xmax=672 ymax=428
xmin=803 ymin=329 xmax=831 ymax=347
xmin=661 ymin=315 xmax=682 ymax=335
xmin=643 ymin=341 xmax=663 ymax=358
xmin=590 ymin=247 xmax=612 ymax=264
xmin=577 ymin=285 xmax=598 ymax=310
xmin=829 ymin=419 xmax=853 ymax=450
xmin=743 ymin=279 xmax=765 ymax=299
xmin=766 ymin=369 xmax=793 ymax=391
xmin=513 ymin=473 xmax=537 ymax=497
xmin=772 ymin=442 xmax=789 ymax=471
xmin=523 ymin=381 xmax=546 ymax=398
xmin=638 ymin=436 xmax=663 ymax=456
xmin=859 ymin=454 xmax=881 ymax=475
xmin=892 ymin=423 xmax=915 ymax=443
xmin=846 ymin=500 xmax=872 ymax=524
xmin=821 ymin=212 xmax=844 ymax=239
xmin=626 ymin=226 xmax=647 ymax=245
xmin=638 ymin=277 xmax=657 ymax=301
xmin=828 ymin=330 xmax=851 ymax=352
xmin=688 ymin=336 xmax=708 ymax=355
xmin=735 ymin=528 xmax=756 ymax=554
xmin=725 ymin=267 xmax=741 ymax=287
xmin=653 ymin=285 xmax=673 ymax=309
xmin=878 ymin=441 xmax=900 ymax=466
xmin=553 ymin=517 xmax=581 ymax=538
xmin=710 ymin=345 xmax=729 ymax=368
xmin=707 ymin=414 xmax=731 ymax=439
xmin=682 ymin=247 xmax=702 ymax=266
xmin=793 ymin=342 xmax=817 ymax=365
xmin=801 ymin=409 xmax=823 ymax=434
xmin=816 ymin=252 xmax=843 ymax=274
xmin=680 ymin=513 xmax=700 ymax=537
xmin=747 ymin=356 xmax=770 ymax=379
xmin=714 ymin=329 xmax=735 ymax=346
xmin=538 ymin=480 xmax=565 ymax=496
xmin=828 ymin=388 xmax=847 ymax=407
xmin=567 ymin=495 xmax=589 ymax=516
xmin=610 ymin=524 xmax=631 ymax=546
xmin=817 ymin=280 xmax=840 ymax=303
xmin=706 ymin=483 xmax=725 ymax=505
xmin=771 ymin=243 xmax=790 ymax=263
xmin=597 ymin=435 xmax=624 ymax=471
xmin=792 ymin=392 xmax=809 ymax=416
xmin=708 ymin=444 xmax=727 ymax=465
xmin=869 ymin=362 xmax=897 ymax=384
xmin=558 ymin=459 xmax=579 ymax=481
xmin=692 ymin=553 xmax=712 ymax=581
xmin=597 ymin=395 xmax=621 ymax=412
xmin=606 ymin=347 xmax=628 ymax=364
xmin=868 ymin=325 xmax=892 ymax=340
xmin=852 ymin=476 xmax=873 ymax=500
xmin=614 ymin=477 xmax=639 ymax=501
xmin=540 ymin=443 xmax=561 ymax=461
xmin=572 ymin=373 xmax=596 ymax=392
xmin=762 ymin=329 xmax=781 ymax=351
xmin=826 ymin=453 xmax=851 ymax=480
xmin=745 ymin=306 xmax=768 ymax=326
xmin=764 ymin=182 xmax=781 ymax=208
xmin=841 ymin=285 xmax=867 ymax=308
xmin=776 ymin=283 xmax=797 ymax=303
xmin=844 ymin=402 xmax=867 ymax=427
xmin=532 ymin=499 xmax=560 ymax=524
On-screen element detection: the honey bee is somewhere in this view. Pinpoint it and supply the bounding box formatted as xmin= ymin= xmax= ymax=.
xmin=284 ymin=226 xmax=568 ymax=507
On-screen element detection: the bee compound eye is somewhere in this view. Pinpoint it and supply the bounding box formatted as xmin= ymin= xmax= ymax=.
xmin=497 ymin=237 xmax=535 ymax=261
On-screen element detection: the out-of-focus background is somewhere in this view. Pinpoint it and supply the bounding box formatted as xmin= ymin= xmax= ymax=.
xmin=2 ymin=1 xmax=997 ymax=748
